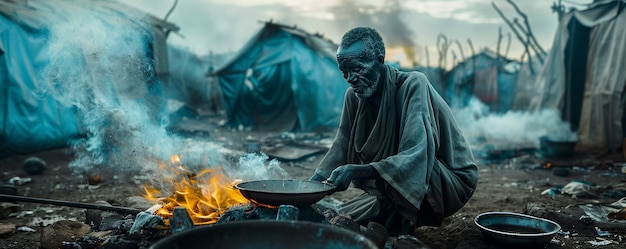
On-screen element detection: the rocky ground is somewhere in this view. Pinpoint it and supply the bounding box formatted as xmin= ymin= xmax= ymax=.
xmin=1 ymin=114 xmax=625 ymax=249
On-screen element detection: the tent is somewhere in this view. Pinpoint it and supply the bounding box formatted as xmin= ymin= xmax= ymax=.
xmin=443 ymin=49 xmax=520 ymax=113
xmin=520 ymin=0 xmax=626 ymax=150
xmin=214 ymin=22 xmax=346 ymax=132
xmin=0 ymin=0 xmax=177 ymax=158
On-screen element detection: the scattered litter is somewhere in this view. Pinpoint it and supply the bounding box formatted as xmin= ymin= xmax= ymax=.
xmin=587 ymin=240 xmax=612 ymax=246
xmin=561 ymin=180 xmax=598 ymax=199
xmin=550 ymin=238 xmax=564 ymax=246
xmin=579 ymin=215 xmax=594 ymax=225
xmin=0 ymin=202 xmax=21 ymax=219
xmin=579 ymin=198 xmax=626 ymax=222
xmin=572 ymin=166 xmax=590 ymax=173
xmin=558 ymin=230 xmax=570 ymax=236
xmin=9 ymin=210 xmax=35 ymax=218
xmin=17 ymin=226 xmax=36 ymax=232
xmin=587 ymin=237 xmax=619 ymax=246
xmin=8 ymin=176 xmax=31 ymax=186
xmin=541 ymin=186 xmax=563 ymax=198
xmin=595 ymin=227 xmax=612 ymax=236
xmin=28 ymin=215 xmax=77 ymax=227
xmin=87 ymin=184 xmax=101 ymax=190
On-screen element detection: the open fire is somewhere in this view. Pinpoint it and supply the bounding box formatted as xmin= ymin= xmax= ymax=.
xmin=142 ymin=155 xmax=250 ymax=225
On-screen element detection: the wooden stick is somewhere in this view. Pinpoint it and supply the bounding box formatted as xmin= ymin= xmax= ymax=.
xmin=0 ymin=194 xmax=143 ymax=215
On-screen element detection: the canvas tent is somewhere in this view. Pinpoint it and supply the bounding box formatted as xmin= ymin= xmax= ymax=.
xmin=519 ymin=0 xmax=626 ymax=150
xmin=0 ymin=0 xmax=177 ymax=158
xmin=214 ymin=22 xmax=346 ymax=132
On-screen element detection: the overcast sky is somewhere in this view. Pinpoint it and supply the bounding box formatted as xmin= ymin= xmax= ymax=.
xmin=118 ymin=0 xmax=592 ymax=66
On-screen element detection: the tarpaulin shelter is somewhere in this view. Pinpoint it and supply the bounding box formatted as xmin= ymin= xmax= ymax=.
xmin=520 ymin=0 xmax=626 ymax=150
xmin=0 ymin=0 xmax=177 ymax=158
xmin=444 ymin=49 xmax=520 ymax=112
xmin=214 ymin=22 xmax=346 ymax=132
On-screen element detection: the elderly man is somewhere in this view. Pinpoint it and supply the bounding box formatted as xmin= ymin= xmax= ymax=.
xmin=310 ymin=27 xmax=478 ymax=235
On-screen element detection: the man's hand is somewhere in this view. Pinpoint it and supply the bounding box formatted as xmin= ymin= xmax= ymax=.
xmin=308 ymin=173 xmax=327 ymax=182
xmin=326 ymin=164 xmax=378 ymax=191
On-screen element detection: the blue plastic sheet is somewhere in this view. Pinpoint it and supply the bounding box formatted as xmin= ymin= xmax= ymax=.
xmin=0 ymin=14 xmax=80 ymax=157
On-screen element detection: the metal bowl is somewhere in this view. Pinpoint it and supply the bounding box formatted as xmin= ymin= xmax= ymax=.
xmin=235 ymin=179 xmax=336 ymax=207
xmin=474 ymin=212 xmax=561 ymax=248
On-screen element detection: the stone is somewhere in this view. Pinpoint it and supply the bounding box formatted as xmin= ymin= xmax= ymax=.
xmin=40 ymin=220 xmax=91 ymax=249
xmin=0 ymin=202 xmax=21 ymax=219
xmin=0 ymin=223 xmax=16 ymax=235
xmin=364 ymin=221 xmax=389 ymax=249
xmin=123 ymin=196 xmax=155 ymax=211
xmin=129 ymin=211 xmax=165 ymax=234
xmin=170 ymin=207 xmax=194 ymax=234
xmin=85 ymin=201 xmax=124 ymax=230
xmin=23 ymin=157 xmax=47 ymax=175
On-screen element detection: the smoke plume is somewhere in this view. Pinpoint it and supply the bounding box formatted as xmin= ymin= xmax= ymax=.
xmin=39 ymin=5 xmax=283 ymax=182
xmin=452 ymin=97 xmax=577 ymax=152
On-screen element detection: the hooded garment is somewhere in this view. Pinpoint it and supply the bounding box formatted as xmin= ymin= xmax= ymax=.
xmin=315 ymin=64 xmax=478 ymax=226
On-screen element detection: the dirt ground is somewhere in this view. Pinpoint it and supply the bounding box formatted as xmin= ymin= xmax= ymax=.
xmin=1 ymin=114 xmax=625 ymax=249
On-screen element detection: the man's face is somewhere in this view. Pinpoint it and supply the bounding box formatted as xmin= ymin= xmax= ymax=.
xmin=336 ymin=41 xmax=383 ymax=99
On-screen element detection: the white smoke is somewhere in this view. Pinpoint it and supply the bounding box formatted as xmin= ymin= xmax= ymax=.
xmin=452 ymin=97 xmax=577 ymax=151
xmin=38 ymin=5 xmax=286 ymax=182
xmin=227 ymin=153 xmax=288 ymax=181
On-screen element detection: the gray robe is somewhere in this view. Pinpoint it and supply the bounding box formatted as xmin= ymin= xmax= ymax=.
xmin=314 ymin=65 xmax=478 ymax=226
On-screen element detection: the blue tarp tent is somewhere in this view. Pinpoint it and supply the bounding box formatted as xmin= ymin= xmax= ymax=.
xmin=0 ymin=0 xmax=176 ymax=158
xmin=214 ymin=22 xmax=347 ymax=132
xmin=444 ymin=49 xmax=520 ymax=112
xmin=0 ymin=4 xmax=79 ymax=157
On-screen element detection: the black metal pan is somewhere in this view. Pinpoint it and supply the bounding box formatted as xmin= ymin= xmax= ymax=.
xmin=149 ymin=220 xmax=378 ymax=249
xmin=234 ymin=179 xmax=337 ymax=207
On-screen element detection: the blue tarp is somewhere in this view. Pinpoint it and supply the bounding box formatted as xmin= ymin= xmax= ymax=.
xmin=215 ymin=23 xmax=347 ymax=131
xmin=0 ymin=0 xmax=174 ymax=159
xmin=0 ymin=14 xmax=80 ymax=157
xmin=444 ymin=50 xmax=519 ymax=112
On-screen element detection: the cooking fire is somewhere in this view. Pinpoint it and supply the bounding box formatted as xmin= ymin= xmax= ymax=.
xmin=142 ymin=155 xmax=250 ymax=225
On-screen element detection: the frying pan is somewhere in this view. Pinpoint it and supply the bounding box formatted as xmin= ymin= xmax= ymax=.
xmin=234 ymin=179 xmax=336 ymax=207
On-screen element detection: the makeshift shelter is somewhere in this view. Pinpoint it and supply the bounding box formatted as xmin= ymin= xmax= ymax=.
xmin=214 ymin=22 xmax=346 ymax=131
xmin=165 ymin=45 xmax=220 ymax=113
xmin=0 ymin=0 xmax=177 ymax=158
xmin=521 ymin=0 xmax=626 ymax=150
xmin=444 ymin=49 xmax=520 ymax=112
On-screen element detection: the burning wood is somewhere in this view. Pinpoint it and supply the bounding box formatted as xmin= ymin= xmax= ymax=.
xmin=142 ymin=156 xmax=250 ymax=226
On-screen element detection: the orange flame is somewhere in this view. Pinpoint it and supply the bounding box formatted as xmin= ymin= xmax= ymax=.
xmin=143 ymin=156 xmax=250 ymax=225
